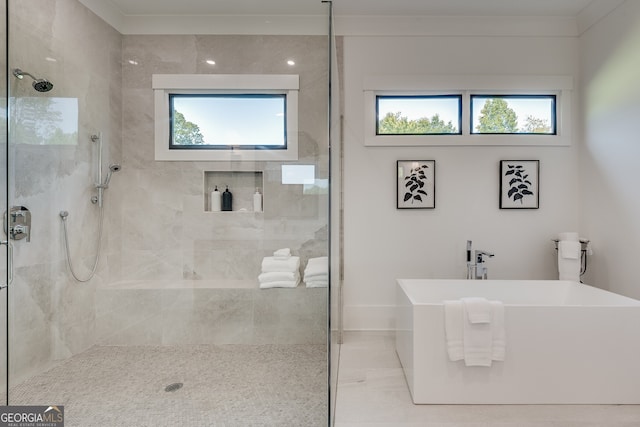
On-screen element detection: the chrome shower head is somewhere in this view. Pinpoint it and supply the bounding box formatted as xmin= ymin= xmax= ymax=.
xmin=13 ymin=68 xmax=54 ymax=92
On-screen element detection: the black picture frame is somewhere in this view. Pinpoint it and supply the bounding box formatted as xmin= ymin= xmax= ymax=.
xmin=499 ymin=160 xmax=539 ymax=209
xmin=397 ymin=160 xmax=436 ymax=209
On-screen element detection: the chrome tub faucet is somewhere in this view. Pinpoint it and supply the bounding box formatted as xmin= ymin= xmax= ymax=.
xmin=466 ymin=240 xmax=495 ymax=280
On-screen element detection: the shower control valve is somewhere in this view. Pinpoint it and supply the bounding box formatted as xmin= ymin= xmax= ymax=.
xmin=12 ymin=225 xmax=30 ymax=242
xmin=5 ymin=206 xmax=31 ymax=242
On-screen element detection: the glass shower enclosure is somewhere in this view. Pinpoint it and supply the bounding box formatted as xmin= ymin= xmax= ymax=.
xmin=2 ymin=0 xmax=333 ymax=425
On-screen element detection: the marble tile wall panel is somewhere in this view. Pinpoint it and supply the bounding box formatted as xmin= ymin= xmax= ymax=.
xmin=121 ymin=34 xmax=329 ymax=284
xmin=95 ymin=286 xmax=327 ymax=346
xmin=9 ymin=0 xmax=122 ymax=383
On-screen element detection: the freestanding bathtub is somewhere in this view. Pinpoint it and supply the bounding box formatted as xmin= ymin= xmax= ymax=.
xmin=395 ymin=279 xmax=640 ymax=404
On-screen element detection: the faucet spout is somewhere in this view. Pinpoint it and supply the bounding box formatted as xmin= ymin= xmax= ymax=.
xmin=466 ymin=240 xmax=495 ymax=280
xmin=475 ymin=250 xmax=495 ymax=262
xmin=473 ymin=249 xmax=495 ymax=280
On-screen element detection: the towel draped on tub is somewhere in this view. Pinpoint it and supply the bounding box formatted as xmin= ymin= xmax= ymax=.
xmin=444 ymin=297 xmax=505 ymax=367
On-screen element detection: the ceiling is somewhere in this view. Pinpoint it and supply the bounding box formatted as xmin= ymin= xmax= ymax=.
xmin=103 ymin=0 xmax=596 ymax=17
xmin=78 ymin=0 xmax=622 ymax=36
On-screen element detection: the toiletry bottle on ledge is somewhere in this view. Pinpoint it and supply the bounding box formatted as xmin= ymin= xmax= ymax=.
xmin=211 ymin=186 xmax=221 ymax=212
xmin=222 ymin=185 xmax=233 ymax=211
xmin=253 ymin=187 xmax=262 ymax=212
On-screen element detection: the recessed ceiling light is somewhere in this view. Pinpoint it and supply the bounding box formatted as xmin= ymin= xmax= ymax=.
xmin=287 ymin=60 xmax=296 ymax=66
xmin=206 ymin=60 xmax=216 ymax=65
xmin=128 ymin=59 xmax=138 ymax=65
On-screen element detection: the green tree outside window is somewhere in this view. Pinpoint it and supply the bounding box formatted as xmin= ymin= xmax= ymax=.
xmin=173 ymin=110 xmax=205 ymax=145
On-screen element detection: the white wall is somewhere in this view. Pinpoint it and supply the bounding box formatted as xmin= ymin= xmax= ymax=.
xmin=580 ymin=1 xmax=640 ymax=298
xmin=342 ymin=34 xmax=580 ymax=330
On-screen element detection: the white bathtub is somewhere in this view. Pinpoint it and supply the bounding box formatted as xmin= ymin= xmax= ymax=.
xmin=395 ymin=279 xmax=640 ymax=404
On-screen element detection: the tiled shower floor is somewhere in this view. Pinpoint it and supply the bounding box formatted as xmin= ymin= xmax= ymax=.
xmin=9 ymin=344 xmax=327 ymax=427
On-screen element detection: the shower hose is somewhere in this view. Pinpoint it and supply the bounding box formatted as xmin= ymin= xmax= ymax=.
xmin=59 ymin=204 xmax=104 ymax=282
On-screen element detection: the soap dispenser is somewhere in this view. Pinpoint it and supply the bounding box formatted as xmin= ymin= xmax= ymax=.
xmin=210 ymin=186 xmax=221 ymax=212
xmin=253 ymin=187 xmax=262 ymax=212
xmin=222 ymin=185 xmax=233 ymax=211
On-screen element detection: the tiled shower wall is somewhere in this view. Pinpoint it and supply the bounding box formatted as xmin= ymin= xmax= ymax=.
xmin=7 ymin=0 xmax=329 ymax=384
xmin=117 ymin=34 xmax=329 ymax=284
xmin=8 ymin=0 xmax=122 ymax=384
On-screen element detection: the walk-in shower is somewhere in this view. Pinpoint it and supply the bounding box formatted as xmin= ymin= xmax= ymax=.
xmin=12 ymin=68 xmax=53 ymax=92
xmin=4 ymin=1 xmax=331 ymax=425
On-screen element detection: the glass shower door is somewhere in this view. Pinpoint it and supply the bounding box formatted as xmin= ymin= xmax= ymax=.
xmin=0 ymin=0 xmax=7 ymax=407
xmin=4 ymin=1 xmax=330 ymax=425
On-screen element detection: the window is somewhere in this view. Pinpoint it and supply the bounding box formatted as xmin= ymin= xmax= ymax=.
xmin=363 ymin=74 xmax=572 ymax=147
xmin=170 ymin=94 xmax=287 ymax=149
xmin=376 ymin=95 xmax=461 ymax=135
xmin=153 ymin=74 xmax=298 ymax=161
xmin=470 ymin=95 xmax=556 ymax=135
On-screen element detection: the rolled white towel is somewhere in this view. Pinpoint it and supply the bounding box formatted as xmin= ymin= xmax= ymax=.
xmin=558 ymin=240 xmax=581 ymax=260
xmin=261 ymin=256 xmax=300 ymax=273
xmin=558 ymin=232 xmax=579 ymax=241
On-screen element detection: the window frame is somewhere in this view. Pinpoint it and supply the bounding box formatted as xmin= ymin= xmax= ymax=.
xmin=470 ymin=94 xmax=557 ymax=135
xmin=153 ymin=74 xmax=299 ymax=161
xmin=363 ymin=74 xmax=573 ymax=147
xmin=375 ymin=94 xmax=463 ymax=136
xmin=168 ymin=93 xmax=288 ymax=150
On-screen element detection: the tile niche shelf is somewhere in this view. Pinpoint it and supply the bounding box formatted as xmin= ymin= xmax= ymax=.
xmin=203 ymin=171 xmax=264 ymax=213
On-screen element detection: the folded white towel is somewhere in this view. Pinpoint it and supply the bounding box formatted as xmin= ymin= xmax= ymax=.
xmin=261 ymin=256 xmax=300 ymax=273
xmin=304 ymin=272 xmax=328 ymax=281
xmin=259 ymin=279 xmax=300 ymax=289
xmin=445 ymin=299 xmax=506 ymax=366
xmin=559 ymin=240 xmax=581 ymax=260
xmin=273 ymin=248 xmax=291 ymax=259
xmin=462 ymin=297 xmax=492 ymax=324
xmin=306 ymin=256 xmax=327 ymax=266
xmin=305 ymin=279 xmax=328 ymax=288
xmin=259 ymin=271 xmax=300 ymax=283
xmin=463 ymin=305 xmax=493 ymax=367
xmin=444 ymin=300 xmax=464 ymax=361
xmin=304 ymin=256 xmax=328 ymax=277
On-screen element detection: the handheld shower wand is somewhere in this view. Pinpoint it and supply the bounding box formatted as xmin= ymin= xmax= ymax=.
xmin=94 ymin=163 xmax=121 ymax=206
xmin=103 ymin=164 xmax=121 ymax=188
xmin=91 ymin=133 xmax=121 ymax=206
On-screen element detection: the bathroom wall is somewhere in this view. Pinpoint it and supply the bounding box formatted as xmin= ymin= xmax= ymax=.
xmin=579 ymin=1 xmax=640 ymax=299
xmin=8 ymin=0 xmax=122 ymax=383
xmin=341 ymin=31 xmax=580 ymax=329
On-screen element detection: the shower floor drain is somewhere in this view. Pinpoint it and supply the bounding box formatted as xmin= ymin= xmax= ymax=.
xmin=164 ymin=382 xmax=183 ymax=392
